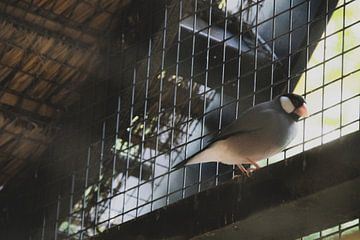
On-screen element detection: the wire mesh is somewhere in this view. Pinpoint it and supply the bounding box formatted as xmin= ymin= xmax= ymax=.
xmin=298 ymin=218 xmax=360 ymax=240
xmin=3 ymin=0 xmax=359 ymax=239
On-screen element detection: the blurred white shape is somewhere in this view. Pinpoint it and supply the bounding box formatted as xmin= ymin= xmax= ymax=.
xmin=304 ymin=138 xmax=322 ymax=151
xmin=304 ymin=113 xmax=322 ymax=141
xmin=323 ymin=105 xmax=341 ymax=134
xmin=268 ymin=152 xmax=285 ymax=165
xmin=324 ymin=81 xmax=341 ymax=108
xmin=323 ymin=130 xmax=340 ymax=144
xmin=341 ymin=121 xmax=359 ymax=136
xmin=306 ymin=89 xmax=323 ymax=113
xmin=285 ymin=145 xmax=303 ymax=158
xmin=293 ymin=0 xmax=360 ymax=152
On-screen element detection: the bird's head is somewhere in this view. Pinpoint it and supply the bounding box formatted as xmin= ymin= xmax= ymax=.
xmin=279 ymin=93 xmax=309 ymax=121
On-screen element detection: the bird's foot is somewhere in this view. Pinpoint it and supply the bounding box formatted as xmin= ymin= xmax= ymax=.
xmin=247 ymin=159 xmax=260 ymax=170
xmin=233 ymin=162 xmax=260 ymax=179
xmin=234 ymin=164 xmax=252 ymax=178
xmin=232 ymin=174 xmax=243 ymax=180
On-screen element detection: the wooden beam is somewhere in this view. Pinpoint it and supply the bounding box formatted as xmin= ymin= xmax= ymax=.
xmin=5 ymin=0 xmax=100 ymax=38
xmin=0 ymin=103 xmax=57 ymax=127
xmin=0 ymin=7 xmax=92 ymax=49
xmin=91 ymin=131 xmax=360 ymax=240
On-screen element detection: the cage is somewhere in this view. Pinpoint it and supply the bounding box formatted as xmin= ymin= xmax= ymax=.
xmin=0 ymin=0 xmax=359 ymax=239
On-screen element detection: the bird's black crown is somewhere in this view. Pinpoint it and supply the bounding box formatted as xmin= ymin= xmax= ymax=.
xmin=281 ymin=93 xmax=306 ymax=108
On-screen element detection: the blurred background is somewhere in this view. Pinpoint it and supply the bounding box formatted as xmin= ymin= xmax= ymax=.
xmin=0 ymin=0 xmax=359 ymax=239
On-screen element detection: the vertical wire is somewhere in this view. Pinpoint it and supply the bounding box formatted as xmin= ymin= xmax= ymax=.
xmin=104 ymin=23 xmax=112 ymax=229
xmin=186 ymin=0 xmax=197 ymax=192
xmin=68 ymin=173 xmax=75 ymax=237
xmin=340 ymin=0 xmax=346 ymax=136
xmin=121 ymin=67 xmax=136 ymax=223
xmin=247 ymin=0 xmax=259 ymax=167
xmin=267 ymin=0 xmax=277 ymax=166
xmin=287 ymin=0 xmax=293 ymax=93
xmin=321 ymin=0 xmax=328 ymax=145
xmin=217 ymin=0 xmax=228 ymax=186
xmin=302 ymin=0 xmax=311 ymax=154
xmin=270 ymin=0 xmax=276 ymax=101
xmin=199 ymin=0 xmax=213 ymax=192
xmin=168 ymin=0 xmax=182 ymax=205
xmin=40 ymin=213 xmax=46 ymax=240
xmin=252 ymin=1 xmax=259 ymax=107
xmin=283 ymin=0 xmax=293 ymax=162
xmin=234 ymin=0 xmax=244 ymax=176
xmin=153 ymin=5 xmax=168 ymax=209
xmin=80 ymin=146 xmax=91 ymax=240
xmin=136 ymin=37 xmax=152 ymax=217
xmin=108 ymin=96 xmax=121 ymax=227
xmin=94 ymin=121 xmax=106 ymax=231
xmin=180 ymin=0 xmax=188 ymax=198
xmin=54 ymin=195 xmax=61 ymax=240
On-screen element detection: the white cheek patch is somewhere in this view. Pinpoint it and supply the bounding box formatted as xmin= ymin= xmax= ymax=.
xmin=280 ymin=96 xmax=295 ymax=113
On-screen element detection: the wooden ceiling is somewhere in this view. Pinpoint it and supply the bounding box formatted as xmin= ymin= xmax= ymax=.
xmin=0 ymin=0 xmax=130 ymax=187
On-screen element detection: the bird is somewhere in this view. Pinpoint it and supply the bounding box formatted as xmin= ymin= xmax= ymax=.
xmin=172 ymin=93 xmax=309 ymax=176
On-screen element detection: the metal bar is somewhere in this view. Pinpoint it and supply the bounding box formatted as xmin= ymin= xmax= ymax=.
xmin=216 ymin=0 xmax=229 ymax=186
xmin=321 ymin=0 xmax=329 ymax=145
xmin=252 ymin=0 xmax=259 ymax=105
xmin=300 ymin=0 xmax=312 ymax=157
xmin=168 ymin=0 xmax=183 ymax=206
xmin=198 ymin=0 xmax=214 ymax=194
xmin=152 ymin=3 xmax=168 ymax=211
xmin=233 ymin=0 xmax=245 ymax=174
xmin=40 ymin=213 xmax=46 ymax=240
xmin=287 ymin=0 xmax=294 ymax=92
xmin=136 ymin=36 xmax=152 ymax=217
xmin=185 ymin=0 xmax=197 ymax=192
xmin=108 ymin=96 xmax=121 ymax=226
xmin=121 ymin=67 xmax=136 ymax=223
xmin=54 ymin=194 xmax=61 ymax=240
xmin=94 ymin=121 xmax=106 ymax=232
xmin=270 ymin=0 xmax=276 ymax=101
xmin=67 ymin=173 xmax=75 ymax=237
xmin=340 ymin=0 xmax=346 ymax=137
xmin=80 ymin=146 xmax=91 ymax=240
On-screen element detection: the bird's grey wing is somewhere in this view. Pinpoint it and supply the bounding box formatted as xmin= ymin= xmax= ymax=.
xmin=172 ymin=102 xmax=278 ymax=169
xmin=210 ymin=102 xmax=276 ymax=143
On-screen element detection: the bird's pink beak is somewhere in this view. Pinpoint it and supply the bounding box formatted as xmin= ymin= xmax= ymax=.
xmin=294 ymin=103 xmax=309 ymax=119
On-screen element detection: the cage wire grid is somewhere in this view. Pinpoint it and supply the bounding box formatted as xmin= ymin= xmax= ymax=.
xmin=298 ymin=218 xmax=360 ymax=240
xmin=8 ymin=0 xmax=358 ymax=239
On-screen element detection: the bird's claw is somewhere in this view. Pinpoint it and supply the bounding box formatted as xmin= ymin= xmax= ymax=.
xmin=232 ymin=174 xmax=243 ymax=180
xmin=233 ymin=163 xmax=259 ymax=179
xmin=235 ymin=164 xmax=252 ymax=178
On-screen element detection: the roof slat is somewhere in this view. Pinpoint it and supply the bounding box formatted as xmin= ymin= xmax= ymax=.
xmin=0 ymin=7 xmax=92 ymax=49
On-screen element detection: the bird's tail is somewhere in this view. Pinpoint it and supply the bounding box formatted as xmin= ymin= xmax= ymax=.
xmin=172 ymin=144 xmax=218 ymax=170
xmin=171 ymin=159 xmax=188 ymax=170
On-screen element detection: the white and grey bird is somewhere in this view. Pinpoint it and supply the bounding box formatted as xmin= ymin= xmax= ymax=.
xmin=173 ymin=93 xmax=309 ymax=176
